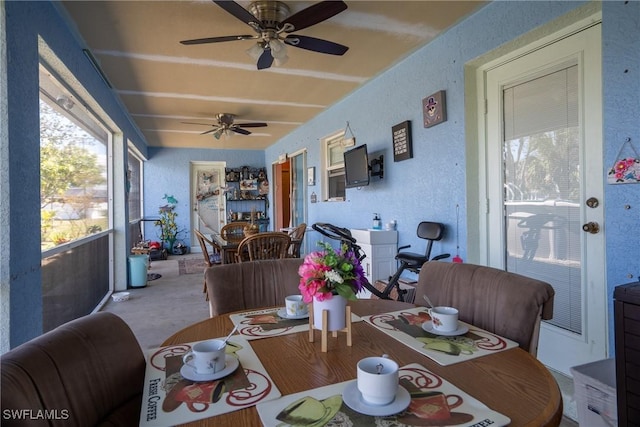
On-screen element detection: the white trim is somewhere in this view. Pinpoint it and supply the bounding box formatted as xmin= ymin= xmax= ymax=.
xmin=474 ymin=15 xmax=606 ymax=374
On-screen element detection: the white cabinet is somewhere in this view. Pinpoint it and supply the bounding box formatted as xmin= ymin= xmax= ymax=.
xmin=350 ymin=229 xmax=398 ymax=298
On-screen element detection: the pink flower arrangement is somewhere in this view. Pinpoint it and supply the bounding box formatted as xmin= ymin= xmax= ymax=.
xmin=298 ymin=242 xmax=366 ymax=303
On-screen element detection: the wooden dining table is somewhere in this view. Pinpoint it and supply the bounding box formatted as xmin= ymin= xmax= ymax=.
xmin=211 ymin=231 xmax=302 ymax=263
xmin=210 ymin=232 xmax=245 ymax=264
xmin=162 ymin=299 xmax=563 ymax=427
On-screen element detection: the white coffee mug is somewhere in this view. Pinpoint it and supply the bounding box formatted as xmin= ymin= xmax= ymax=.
xmin=357 ymin=356 xmax=399 ymax=405
xmin=182 ymin=339 xmax=226 ymax=374
xmin=285 ymin=295 xmax=308 ymax=317
xmin=428 ymin=306 xmax=459 ymax=332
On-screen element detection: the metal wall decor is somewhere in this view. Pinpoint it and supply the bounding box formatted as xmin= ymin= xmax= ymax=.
xmin=423 ymin=90 xmax=447 ymax=128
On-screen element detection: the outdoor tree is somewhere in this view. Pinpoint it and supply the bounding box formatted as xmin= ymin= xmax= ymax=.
xmin=40 ymin=100 xmax=106 ymax=246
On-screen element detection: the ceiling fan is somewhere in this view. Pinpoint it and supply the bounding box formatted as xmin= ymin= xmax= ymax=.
xmin=184 ymin=113 xmax=267 ymax=139
xmin=180 ymin=0 xmax=349 ymax=70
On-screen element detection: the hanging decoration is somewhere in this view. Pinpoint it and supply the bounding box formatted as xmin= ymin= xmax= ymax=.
xmin=607 ymin=137 xmax=640 ymax=184
xmin=196 ymin=170 xmax=228 ymax=200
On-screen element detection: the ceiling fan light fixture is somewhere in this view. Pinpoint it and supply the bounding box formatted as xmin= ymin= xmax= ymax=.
xmin=246 ymin=42 xmax=264 ymax=60
xmin=223 ymin=128 xmax=233 ymax=139
xmin=269 ymin=38 xmax=287 ymax=58
xmin=273 ymin=55 xmax=289 ymax=67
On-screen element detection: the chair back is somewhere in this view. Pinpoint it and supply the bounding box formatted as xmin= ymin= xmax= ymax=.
xmin=415 ymin=261 xmax=555 ymax=356
xmin=416 ymin=221 xmax=445 ymax=260
xmin=221 ymin=222 xmax=250 ymax=239
xmin=1 ymin=312 xmax=145 ymax=426
xmin=236 ymin=232 xmax=291 ymax=262
xmin=205 ymin=258 xmax=304 ymax=316
xmin=194 ymin=229 xmax=219 ymax=267
xmin=287 ymin=223 xmax=307 ymax=258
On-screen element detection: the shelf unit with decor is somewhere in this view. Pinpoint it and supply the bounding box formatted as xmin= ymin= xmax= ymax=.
xmin=225 ymin=166 xmax=269 ymax=232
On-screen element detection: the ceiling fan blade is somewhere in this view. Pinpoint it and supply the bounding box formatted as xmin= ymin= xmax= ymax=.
xmin=180 ymin=35 xmax=256 ymax=45
xmin=281 ymin=1 xmax=347 ymax=32
xmin=236 ymin=122 xmax=267 ymax=128
xmin=182 ymin=121 xmax=213 ymax=126
xmin=232 ymin=127 xmax=252 ymax=135
xmin=257 ymin=50 xmax=273 ymax=70
xmin=285 ymin=34 xmax=348 ymax=55
xmin=201 ymin=128 xmax=219 ymax=135
xmin=213 ymin=1 xmax=263 ymax=29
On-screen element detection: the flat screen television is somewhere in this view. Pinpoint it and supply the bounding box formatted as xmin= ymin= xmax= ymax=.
xmin=344 ymin=144 xmax=370 ymax=188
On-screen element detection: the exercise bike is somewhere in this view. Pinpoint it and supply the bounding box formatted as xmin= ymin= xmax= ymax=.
xmin=312 ymin=222 xmax=450 ymax=301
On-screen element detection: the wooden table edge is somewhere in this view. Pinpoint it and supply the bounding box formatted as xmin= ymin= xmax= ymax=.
xmin=160 ymin=300 xmax=564 ymax=427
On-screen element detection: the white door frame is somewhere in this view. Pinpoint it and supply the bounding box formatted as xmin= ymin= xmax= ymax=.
xmin=473 ymin=16 xmax=606 ymax=374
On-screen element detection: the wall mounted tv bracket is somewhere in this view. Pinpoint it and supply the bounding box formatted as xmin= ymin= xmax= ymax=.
xmin=369 ymin=155 xmax=384 ymax=179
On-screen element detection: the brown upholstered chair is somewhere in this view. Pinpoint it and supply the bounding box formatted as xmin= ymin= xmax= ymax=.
xmin=204 ymin=258 xmax=304 ymax=317
xmin=235 ymin=232 xmax=291 ymax=262
xmin=1 ymin=312 xmax=145 ymax=426
xmin=414 ymin=261 xmax=555 ymax=356
xmin=286 ymin=223 xmax=307 ymax=258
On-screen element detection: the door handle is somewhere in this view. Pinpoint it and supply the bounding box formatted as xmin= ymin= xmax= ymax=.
xmin=582 ymin=222 xmax=600 ymax=234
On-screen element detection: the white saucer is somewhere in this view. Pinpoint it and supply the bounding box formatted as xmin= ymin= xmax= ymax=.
xmin=422 ymin=321 xmax=469 ymax=336
xmin=277 ymin=308 xmax=309 ymax=320
xmin=180 ymin=355 xmax=240 ymax=382
xmin=342 ymin=381 xmax=411 ymax=416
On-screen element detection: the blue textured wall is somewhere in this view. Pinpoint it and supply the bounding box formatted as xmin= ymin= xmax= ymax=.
xmin=143 ymin=147 xmax=265 ymax=248
xmin=267 ymin=1 xmax=589 ymax=259
xmin=602 ymin=1 xmax=640 ymax=351
xmin=4 ymin=1 xmax=148 ymax=347
xmin=266 ymin=0 xmax=640 ymax=356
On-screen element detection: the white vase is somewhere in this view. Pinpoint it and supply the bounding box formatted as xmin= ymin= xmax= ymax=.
xmin=313 ymin=295 xmax=347 ymax=331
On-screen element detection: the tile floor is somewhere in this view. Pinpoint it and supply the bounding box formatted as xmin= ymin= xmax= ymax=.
xmin=101 ymin=253 xmax=580 ymax=426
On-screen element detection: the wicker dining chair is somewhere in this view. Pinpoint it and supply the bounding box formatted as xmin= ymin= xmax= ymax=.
xmin=220 ymin=222 xmax=250 ymax=239
xmin=286 ymin=223 xmax=307 ymax=258
xmin=194 ymin=229 xmax=221 ymax=300
xmin=219 ymin=222 xmax=249 ymax=263
xmin=236 ymin=232 xmax=291 ymax=262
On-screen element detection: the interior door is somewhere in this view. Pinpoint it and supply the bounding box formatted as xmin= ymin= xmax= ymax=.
xmin=190 ymin=161 xmax=226 ymax=252
xmin=484 ymin=24 xmax=605 ymax=374
xmin=273 ymin=161 xmax=290 ymax=231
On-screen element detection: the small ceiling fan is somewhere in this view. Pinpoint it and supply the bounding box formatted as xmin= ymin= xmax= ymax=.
xmin=184 ymin=113 xmax=267 ymax=139
xmin=180 ymin=0 xmax=349 ymax=70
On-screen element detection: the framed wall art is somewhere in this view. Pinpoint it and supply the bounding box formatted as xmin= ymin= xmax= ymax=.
xmin=423 ymin=90 xmax=447 ymax=128
xmin=307 ymin=167 xmax=316 ymax=186
xmin=392 ymin=120 xmax=413 ymax=162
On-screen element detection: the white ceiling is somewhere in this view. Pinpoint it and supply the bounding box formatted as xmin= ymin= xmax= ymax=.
xmin=60 ymin=1 xmax=485 ymax=150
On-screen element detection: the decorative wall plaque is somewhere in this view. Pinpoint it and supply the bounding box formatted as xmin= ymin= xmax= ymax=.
xmin=423 ymin=90 xmax=447 ymax=128
xmin=392 ymin=121 xmax=413 ymax=162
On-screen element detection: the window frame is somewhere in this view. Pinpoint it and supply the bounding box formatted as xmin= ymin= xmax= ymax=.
xmin=127 ymin=142 xmax=144 ymax=224
xmin=39 ymin=63 xmax=112 ymax=251
xmin=320 ymin=130 xmax=355 ymax=201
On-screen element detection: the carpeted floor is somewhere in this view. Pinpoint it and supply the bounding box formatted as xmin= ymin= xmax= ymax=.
xmin=178 ymin=257 xmax=208 ymax=275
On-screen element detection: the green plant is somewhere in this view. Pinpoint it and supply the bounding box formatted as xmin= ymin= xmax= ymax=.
xmin=154 ymin=196 xmax=183 ymax=250
xmin=50 ymin=231 xmax=70 ymax=245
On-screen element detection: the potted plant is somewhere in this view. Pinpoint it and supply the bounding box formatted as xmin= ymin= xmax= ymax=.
xmin=298 ymin=242 xmax=366 ymax=331
xmin=154 ymin=195 xmax=184 ymax=252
